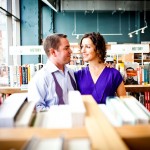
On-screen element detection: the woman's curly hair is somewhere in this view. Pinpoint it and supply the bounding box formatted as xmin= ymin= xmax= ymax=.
xmin=80 ymin=32 xmax=106 ymax=63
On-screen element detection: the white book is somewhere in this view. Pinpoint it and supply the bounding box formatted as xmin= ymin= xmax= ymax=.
xmin=29 ymin=64 xmax=35 ymax=79
xmin=106 ymin=97 xmax=137 ymax=125
xmin=68 ymin=91 xmax=86 ymax=127
xmin=15 ymin=101 xmax=36 ymax=127
xmin=0 ymin=93 xmax=28 ymax=127
xmin=134 ymin=98 xmax=150 ymax=119
xmin=98 ymin=104 xmax=122 ymax=127
xmin=34 ymin=105 xmax=72 ymax=128
xmin=67 ymin=138 xmax=91 ymax=150
xmin=22 ymin=137 xmax=64 ymax=150
xmin=122 ymin=97 xmax=150 ymax=124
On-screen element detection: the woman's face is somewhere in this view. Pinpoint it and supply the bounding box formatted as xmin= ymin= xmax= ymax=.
xmin=80 ymin=37 xmax=98 ymax=62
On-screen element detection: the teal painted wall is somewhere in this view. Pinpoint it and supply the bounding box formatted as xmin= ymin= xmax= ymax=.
xmin=20 ymin=0 xmax=150 ymax=64
xmin=54 ymin=11 xmax=143 ymax=43
xmin=41 ymin=5 xmax=53 ymax=63
xmin=20 ymin=0 xmax=40 ymax=64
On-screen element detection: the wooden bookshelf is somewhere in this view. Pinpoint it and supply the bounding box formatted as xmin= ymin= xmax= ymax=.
xmin=0 ymin=86 xmax=27 ymax=94
xmin=0 ymin=96 xmax=128 ymax=150
xmin=125 ymin=85 xmax=150 ymax=92
xmin=1 ymin=85 xmax=150 ymax=95
xmin=0 ymin=95 xmax=150 ymax=150
xmin=115 ymin=124 xmax=150 ymax=150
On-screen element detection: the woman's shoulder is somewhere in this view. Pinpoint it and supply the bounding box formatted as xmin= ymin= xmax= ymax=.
xmin=74 ymin=67 xmax=88 ymax=79
xmin=75 ymin=66 xmax=87 ymax=74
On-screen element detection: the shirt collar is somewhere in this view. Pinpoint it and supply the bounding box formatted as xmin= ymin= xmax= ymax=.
xmin=46 ymin=59 xmax=69 ymax=74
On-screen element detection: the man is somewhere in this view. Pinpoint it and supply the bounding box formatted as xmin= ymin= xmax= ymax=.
xmin=28 ymin=34 xmax=77 ymax=111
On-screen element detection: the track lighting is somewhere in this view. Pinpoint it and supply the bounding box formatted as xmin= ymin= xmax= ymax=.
xmin=76 ymin=35 xmax=79 ymax=39
xmin=141 ymin=28 xmax=145 ymax=33
xmin=128 ymin=25 xmax=147 ymax=38
xmin=135 ymin=31 xmax=138 ymax=35
xmin=129 ymin=33 xmax=133 ymax=38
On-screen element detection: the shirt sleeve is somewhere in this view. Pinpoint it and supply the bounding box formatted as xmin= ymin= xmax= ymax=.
xmin=28 ymin=72 xmax=49 ymax=112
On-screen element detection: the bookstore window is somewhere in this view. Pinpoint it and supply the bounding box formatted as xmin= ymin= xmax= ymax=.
xmin=0 ymin=0 xmax=20 ymax=86
xmin=0 ymin=0 xmax=20 ymax=66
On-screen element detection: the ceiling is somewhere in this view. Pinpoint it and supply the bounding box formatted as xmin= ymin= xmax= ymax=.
xmin=60 ymin=0 xmax=150 ymax=12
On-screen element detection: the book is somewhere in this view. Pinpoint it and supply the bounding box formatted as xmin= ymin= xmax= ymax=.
xmin=15 ymin=101 xmax=36 ymax=127
xmin=120 ymin=96 xmax=150 ymax=124
xmin=22 ymin=136 xmax=91 ymax=150
xmin=98 ymin=104 xmax=122 ymax=126
xmin=34 ymin=105 xmax=72 ymax=128
xmin=66 ymin=138 xmax=91 ymax=150
xmin=0 ymin=93 xmax=28 ymax=127
xmin=22 ymin=136 xmax=64 ymax=150
xmin=106 ymin=97 xmax=137 ymax=125
xmin=124 ymin=62 xmax=139 ymax=85
xmin=68 ymin=91 xmax=86 ymax=128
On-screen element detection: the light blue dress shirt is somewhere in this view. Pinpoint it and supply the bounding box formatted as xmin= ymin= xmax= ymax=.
xmin=28 ymin=60 xmax=76 ymax=111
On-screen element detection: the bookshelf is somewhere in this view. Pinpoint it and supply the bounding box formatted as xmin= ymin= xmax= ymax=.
xmin=0 ymin=85 xmax=150 ymax=95
xmin=134 ymin=53 xmax=150 ymax=63
xmin=125 ymin=85 xmax=150 ymax=92
xmin=0 ymin=95 xmax=128 ymax=150
xmin=115 ymin=124 xmax=150 ymax=150
xmin=0 ymin=86 xmax=27 ymax=94
xmin=0 ymin=95 xmax=150 ymax=150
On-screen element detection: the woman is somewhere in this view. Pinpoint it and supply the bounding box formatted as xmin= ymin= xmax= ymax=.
xmin=74 ymin=32 xmax=126 ymax=104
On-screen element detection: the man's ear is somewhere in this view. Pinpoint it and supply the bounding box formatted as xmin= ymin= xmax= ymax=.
xmin=49 ymin=48 xmax=57 ymax=57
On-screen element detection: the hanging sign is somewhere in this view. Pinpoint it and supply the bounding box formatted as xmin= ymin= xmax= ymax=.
xmin=111 ymin=44 xmax=149 ymax=53
xmin=9 ymin=45 xmax=45 ymax=55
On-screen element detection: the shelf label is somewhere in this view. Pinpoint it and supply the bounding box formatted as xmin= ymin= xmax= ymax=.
xmin=9 ymin=46 xmax=45 ymax=55
xmin=111 ymin=44 xmax=149 ymax=53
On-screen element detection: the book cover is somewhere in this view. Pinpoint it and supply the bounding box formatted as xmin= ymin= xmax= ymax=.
xmin=124 ymin=62 xmax=139 ymax=85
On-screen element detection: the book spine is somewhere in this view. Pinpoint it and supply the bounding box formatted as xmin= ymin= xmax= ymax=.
xmin=22 ymin=66 xmax=26 ymax=85
xmin=19 ymin=66 xmax=22 ymax=86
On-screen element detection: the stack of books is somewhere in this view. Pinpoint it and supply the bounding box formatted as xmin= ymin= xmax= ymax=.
xmin=99 ymin=96 xmax=150 ymax=126
xmin=0 ymin=93 xmax=35 ymax=127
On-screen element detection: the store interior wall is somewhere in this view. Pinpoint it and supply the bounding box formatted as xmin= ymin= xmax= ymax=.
xmin=20 ymin=0 xmax=150 ymax=64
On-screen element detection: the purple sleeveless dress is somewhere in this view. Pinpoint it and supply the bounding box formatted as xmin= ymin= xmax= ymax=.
xmin=74 ymin=66 xmax=123 ymax=104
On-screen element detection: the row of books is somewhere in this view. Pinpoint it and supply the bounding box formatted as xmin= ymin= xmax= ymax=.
xmin=99 ymin=96 xmax=150 ymax=127
xmin=127 ymin=91 xmax=150 ymax=111
xmin=22 ymin=136 xmax=91 ymax=150
xmin=0 ymin=63 xmax=43 ymax=87
xmin=0 ymin=91 xmax=86 ymax=128
xmin=1 ymin=61 xmax=149 ymax=87
xmin=69 ymin=53 xmax=84 ymax=65
xmin=118 ymin=62 xmax=150 ymax=85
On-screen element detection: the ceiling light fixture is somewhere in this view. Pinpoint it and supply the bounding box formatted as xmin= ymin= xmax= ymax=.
xmin=129 ymin=33 xmax=133 ymax=38
xmin=141 ymin=28 xmax=145 ymax=33
xmin=128 ymin=0 xmax=148 ymax=38
xmin=128 ymin=24 xmax=147 ymax=37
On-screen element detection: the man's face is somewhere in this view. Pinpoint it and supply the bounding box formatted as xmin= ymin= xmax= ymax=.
xmin=55 ymin=38 xmax=72 ymax=65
